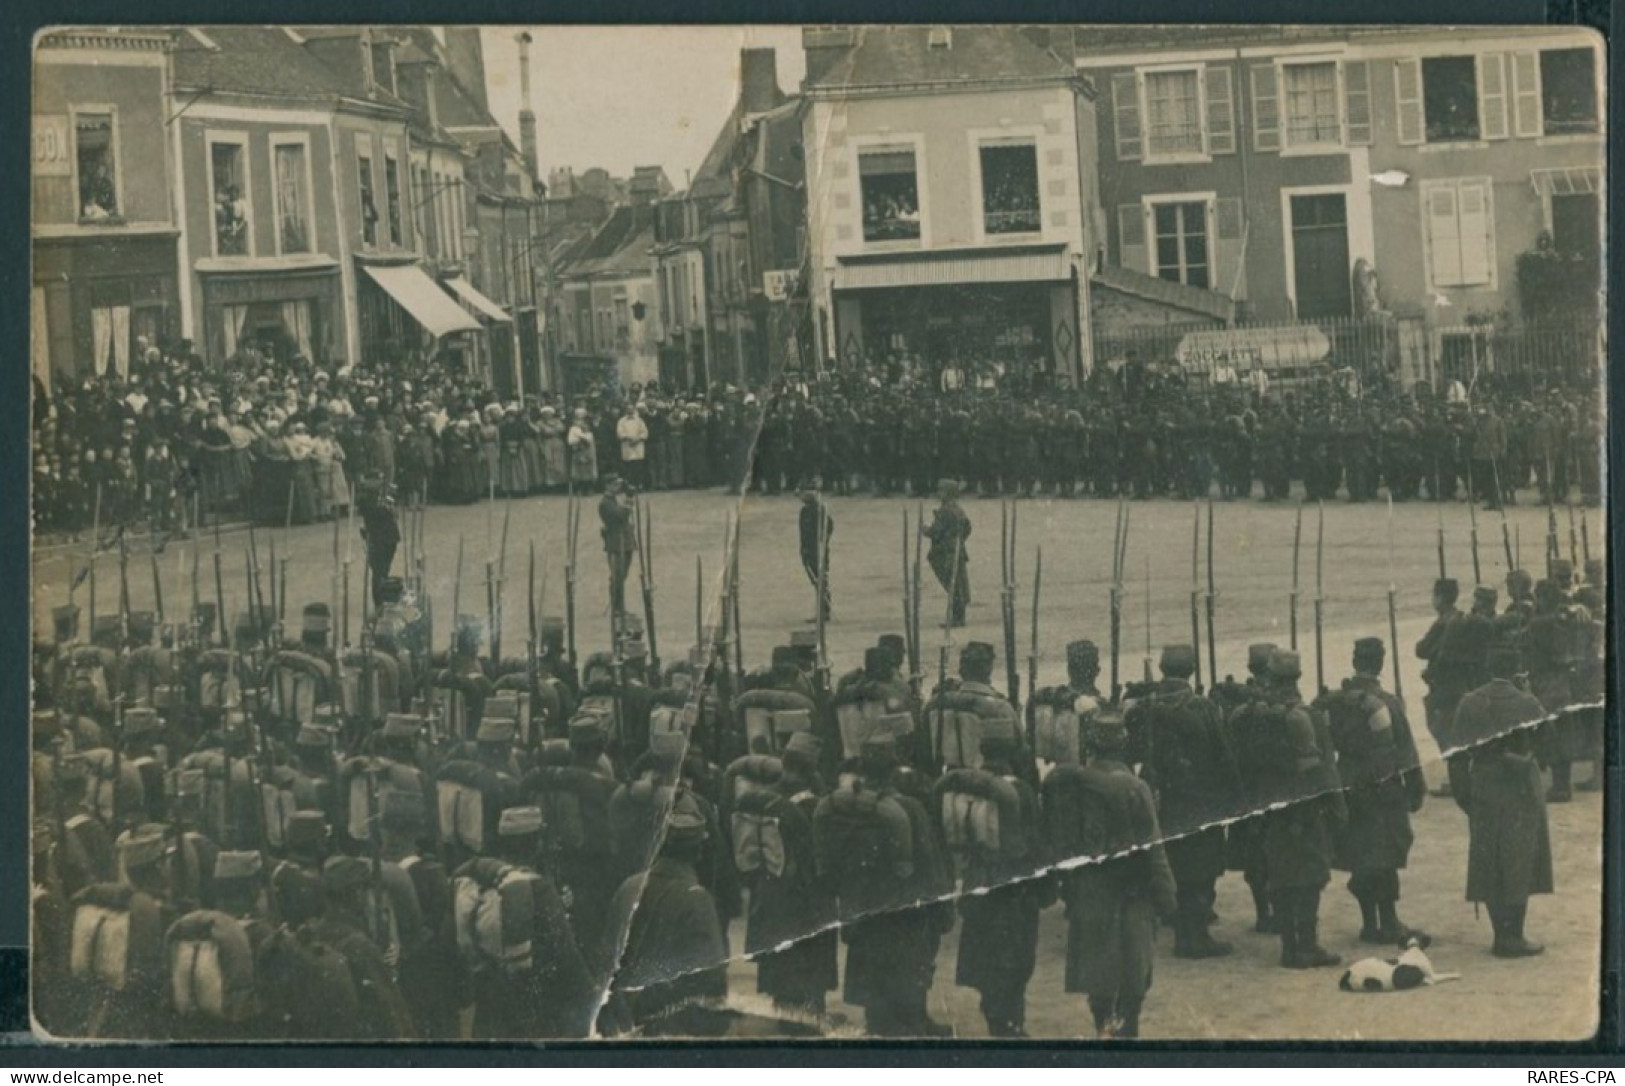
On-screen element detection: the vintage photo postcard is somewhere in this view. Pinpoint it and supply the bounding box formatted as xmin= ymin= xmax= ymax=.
xmin=27 ymin=23 xmax=1605 ymax=1043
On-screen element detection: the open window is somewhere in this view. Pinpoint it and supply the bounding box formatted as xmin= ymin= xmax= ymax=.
xmin=1551 ymin=193 xmax=1600 ymax=260
xmin=1422 ymin=56 xmax=1480 ymax=142
xmin=74 ymin=111 xmax=118 ymax=222
xmin=358 ymin=150 xmax=379 ymax=246
xmin=210 ymin=140 xmax=250 ymax=256
xmin=980 ymin=142 xmax=1040 ymax=235
xmin=859 ymin=147 xmax=921 ymax=242
xmin=1540 ymin=48 xmax=1599 ymax=135
xmin=384 ymin=150 xmax=404 ymax=246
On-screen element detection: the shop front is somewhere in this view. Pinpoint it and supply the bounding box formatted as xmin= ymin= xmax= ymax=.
xmin=444 ymin=274 xmax=517 ymax=398
xmin=33 ymin=230 xmax=179 ymax=385
xmin=829 ymin=244 xmax=1081 ymax=384
xmin=196 ymin=255 xmax=341 ymax=368
xmin=358 ymin=260 xmax=481 ymax=373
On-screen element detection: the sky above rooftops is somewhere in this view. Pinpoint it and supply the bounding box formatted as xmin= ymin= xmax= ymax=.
xmin=479 ymin=26 xmax=805 ymax=188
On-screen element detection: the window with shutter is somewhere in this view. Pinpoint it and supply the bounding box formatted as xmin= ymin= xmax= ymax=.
xmin=1251 ymin=64 xmax=1280 ymax=151
xmin=1343 ymin=61 xmax=1373 ymax=145
xmin=1426 ymin=185 xmax=1463 ymax=286
xmin=1478 ymin=54 xmax=1509 ymax=140
xmin=1394 ymin=58 xmax=1424 ymax=145
xmin=1282 ymin=61 xmax=1341 ymax=148
xmin=1510 ymin=52 xmax=1542 ymax=137
xmin=1456 ymin=181 xmax=1494 ymax=285
xmin=1423 ymin=178 xmax=1496 ymax=289
xmin=1112 ymin=72 xmax=1143 ymax=160
xmin=1204 ymin=67 xmax=1236 ymax=154
xmin=1117 ymin=204 xmax=1147 ymax=272
xmin=1143 ymin=69 xmax=1205 ymax=158
xmin=1421 ymin=55 xmax=1480 ymax=142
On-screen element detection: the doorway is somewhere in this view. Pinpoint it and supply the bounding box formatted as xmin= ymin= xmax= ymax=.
xmin=1290 ymin=192 xmax=1352 ymax=320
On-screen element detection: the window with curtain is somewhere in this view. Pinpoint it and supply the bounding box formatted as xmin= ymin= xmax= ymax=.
xmin=1283 ymin=62 xmax=1341 ymax=147
xmin=385 ymin=152 xmax=403 ymax=246
xmin=211 ymin=141 xmax=249 ymax=256
xmin=274 ymin=142 xmax=311 ymax=254
xmin=75 ymin=112 xmax=118 ymax=221
xmin=1144 ymin=69 xmax=1204 ymax=156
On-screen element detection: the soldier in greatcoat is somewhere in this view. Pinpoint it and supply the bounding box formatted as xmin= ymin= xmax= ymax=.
xmin=1319 ymin=637 xmax=1426 ymax=944
xmin=1044 ymin=710 xmax=1177 ymax=1040
xmin=1452 ymin=644 xmax=1553 ymax=957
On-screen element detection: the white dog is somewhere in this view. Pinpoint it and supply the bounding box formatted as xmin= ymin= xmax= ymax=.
xmin=1339 ymin=937 xmax=1461 ymax=992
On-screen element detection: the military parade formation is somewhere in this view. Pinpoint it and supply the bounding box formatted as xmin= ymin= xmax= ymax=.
xmin=30 ymin=380 xmax=1606 ymax=1041
xmin=29 ymin=346 xmax=1603 ymax=552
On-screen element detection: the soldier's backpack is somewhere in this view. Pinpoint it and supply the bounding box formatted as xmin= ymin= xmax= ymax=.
xmin=937 ymin=768 xmax=1022 ymax=861
xmin=737 ymin=689 xmax=814 ymax=756
xmin=729 ymin=787 xmax=788 ymax=880
xmin=342 ymin=757 xmax=424 ymax=844
xmin=67 ymin=646 xmax=113 ymax=707
xmin=197 ymin=651 xmax=240 ymax=714
xmin=452 ymin=858 xmax=539 ymax=974
xmin=648 ymin=703 xmax=686 ymax=742
xmin=82 ymin=748 xmax=145 ymax=828
xmin=270 ymin=653 xmax=324 ymax=726
xmin=494 ymin=684 xmax=541 ymax=745
xmin=437 ymin=759 xmax=498 ymax=855
xmin=531 ymin=766 xmax=604 ymax=854
xmin=928 ymin=689 xmax=997 ymax=771
xmin=833 ymin=684 xmax=915 ymax=761
xmin=170 ymin=753 xmax=254 ymax=845
xmin=69 ymin=883 xmax=163 ymax=992
xmin=1030 ymin=688 xmax=1090 ymax=767
xmin=814 ymin=781 xmax=913 ymax=916
xmin=260 ymin=766 xmax=303 ymax=850
xmin=166 ymin=909 xmax=258 ymax=1024
xmin=1041 ymin=764 xmax=1137 ymax=866
xmin=256 ymin=926 xmax=360 ymax=1039
xmin=1318 ymin=686 xmax=1398 ymax=784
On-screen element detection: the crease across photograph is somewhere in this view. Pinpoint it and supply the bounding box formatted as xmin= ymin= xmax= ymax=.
xmin=28 ymin=23 xmax=1605 ymax=1043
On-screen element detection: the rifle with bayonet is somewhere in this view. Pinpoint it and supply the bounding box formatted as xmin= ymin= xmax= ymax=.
xmin=1189 ymin=501 xmax=1203 ymax=691
xmin=1314 ymin=501 xmax=1327 ymax=696
xmin=1205 ymin=498 xmax=1218 ymax=688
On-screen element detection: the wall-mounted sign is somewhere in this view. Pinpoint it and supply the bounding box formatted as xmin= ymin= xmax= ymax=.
xmin=32 ymin=115 xmax=72 ymax=177
xmin=763 ymin=268 xmax=800 ymax=302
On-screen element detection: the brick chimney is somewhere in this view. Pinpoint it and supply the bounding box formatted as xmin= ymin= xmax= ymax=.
xmin=739 ymin=47 xmax=782 ymax=115
xmin=517 ymin=31 xmax=539 ymax=182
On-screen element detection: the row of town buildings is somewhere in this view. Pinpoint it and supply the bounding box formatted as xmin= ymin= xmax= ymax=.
xmin=556 ymin=24 xmax=1603 ymax=391
xmin=33 ymin=25 xmax=554 ymax=397
xmin=34 ymin=24 xmax=1604 ymax=395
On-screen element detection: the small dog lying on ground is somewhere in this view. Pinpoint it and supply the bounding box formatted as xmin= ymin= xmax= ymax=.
xmin=1340 ymin=936 xmax=1461 ymax=992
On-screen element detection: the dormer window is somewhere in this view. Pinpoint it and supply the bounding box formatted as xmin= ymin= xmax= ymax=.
xmin=371 ymin=41 xmax=397 ymax=97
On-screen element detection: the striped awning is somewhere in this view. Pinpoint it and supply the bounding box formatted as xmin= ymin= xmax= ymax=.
xmin=364 ymin=265 xmax=480 ymax=339
xmin=834 ymin=244 xmax=1071 ymax=291
xmin=1530 ymin=167 xmax=1602 ymax=196
xmin=444 ymin=275 xmax=512 ymax=323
